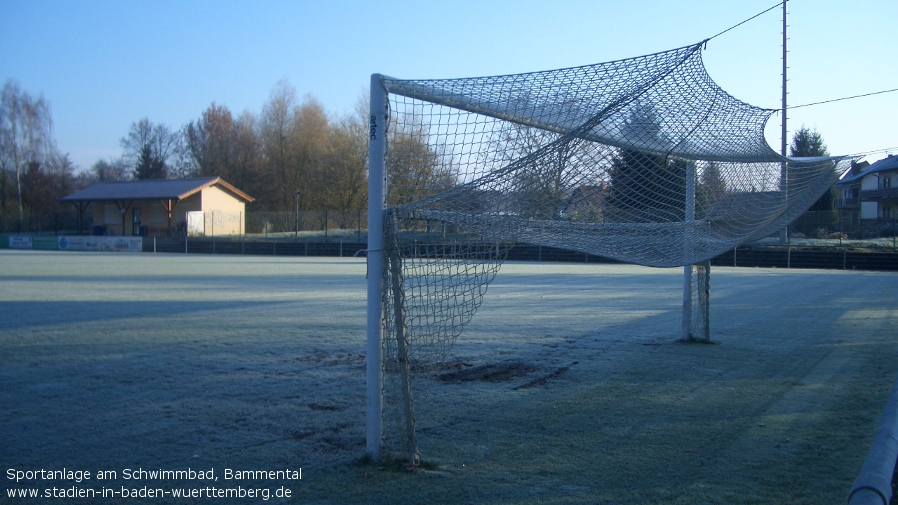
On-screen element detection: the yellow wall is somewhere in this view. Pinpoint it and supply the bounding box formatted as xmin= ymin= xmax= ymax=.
xmin=199 ymin=185 xmax=246 ymax=236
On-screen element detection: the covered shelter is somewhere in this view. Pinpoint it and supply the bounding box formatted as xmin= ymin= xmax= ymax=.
xmin=61 ymin=177 xmax=254 ymax=237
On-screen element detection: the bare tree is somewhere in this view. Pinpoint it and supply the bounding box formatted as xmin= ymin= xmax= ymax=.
xmin=260 ymin=80 xmax=299 ymax=212
xmin=0 ymin=80 xmax=55 ymax=229
xmin=22 ymin=152 xmax=75 ymax=218
xmin=387 ymin=115 xmax=455 ymax=207
xmin=321 ymin=97 xmax=368 ymax=226
xmin=91 ymin=158 xmax=130 ymax=181
xmin=185 ymin=102 xmax=236 ymax=178
xmin=121 ymin=118 xmax=180 ymax=179
xmin=259 ymin=81 xmax=334 ymax=213
xmin=292 ymin=95 xmax=329 ymax=213
xmin=231 ymin=110 xmax=263 ymax=206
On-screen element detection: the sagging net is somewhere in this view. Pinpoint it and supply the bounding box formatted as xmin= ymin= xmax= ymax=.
xmin=376 ymin=41 xmax=850 ymax=457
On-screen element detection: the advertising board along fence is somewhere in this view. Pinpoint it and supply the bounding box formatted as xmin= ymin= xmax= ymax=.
xmin=57 ymin=236 xmax=143 ymax=252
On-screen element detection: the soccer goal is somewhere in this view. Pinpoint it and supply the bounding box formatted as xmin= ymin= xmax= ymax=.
xmin=366 ymin=41 xmax=850 ymax=463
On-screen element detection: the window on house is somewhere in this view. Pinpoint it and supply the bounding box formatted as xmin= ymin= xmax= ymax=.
xmin=883 ymin=177 xmax=892 ymax=189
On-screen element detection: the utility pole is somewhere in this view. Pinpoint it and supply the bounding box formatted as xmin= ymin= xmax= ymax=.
xmin=781 ymin=0 xmax=788 ymax=159
xmin=780 ymin=0 xmax=789 ymax=244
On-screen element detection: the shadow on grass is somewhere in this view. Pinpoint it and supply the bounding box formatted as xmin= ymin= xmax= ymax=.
xmin=0 ymin=300 xmax=287 ymax=329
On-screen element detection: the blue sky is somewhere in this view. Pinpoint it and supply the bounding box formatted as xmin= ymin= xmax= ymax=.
xmin=1 ymin=0 xmax=895 ymax=171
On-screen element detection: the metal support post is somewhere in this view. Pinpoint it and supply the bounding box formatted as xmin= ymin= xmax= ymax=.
xmin=682 ymin=162 xmax=696 ymax=342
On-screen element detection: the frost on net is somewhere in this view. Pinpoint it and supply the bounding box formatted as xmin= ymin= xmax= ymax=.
xmin=378 ymin=41 xmax=848 ymax=364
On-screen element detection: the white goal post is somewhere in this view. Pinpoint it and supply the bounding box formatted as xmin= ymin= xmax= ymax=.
xmin=365 ymin=43 xmax=850 ymax=461
xmin=366 ymin=74 xmax=387 ymax=462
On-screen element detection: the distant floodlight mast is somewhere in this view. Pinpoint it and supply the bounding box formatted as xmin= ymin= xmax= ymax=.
xmin=365 ymin=42 xmax=850 ymax=462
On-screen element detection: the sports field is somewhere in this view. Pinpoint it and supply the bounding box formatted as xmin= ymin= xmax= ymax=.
xmin=2 ymin=250 xmax=897 ymax=504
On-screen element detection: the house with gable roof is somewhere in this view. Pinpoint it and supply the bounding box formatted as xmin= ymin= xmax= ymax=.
xmin=61 ymin=177 xmax=254 ymax=237
xmin=837 ymin=155 xmax=898 ymax=233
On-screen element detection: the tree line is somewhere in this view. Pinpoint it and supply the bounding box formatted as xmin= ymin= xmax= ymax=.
xmin=0 ymin=79 xmax=370 ymax=231
xmin=1 ymin=75 xmax=834 ymax=234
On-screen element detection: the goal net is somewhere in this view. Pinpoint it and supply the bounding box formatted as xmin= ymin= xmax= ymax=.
xmin=367 ymin=41 xmax=851 ymax=462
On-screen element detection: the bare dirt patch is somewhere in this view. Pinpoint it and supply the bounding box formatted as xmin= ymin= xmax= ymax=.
xmin=436 ymin=361 xmax=538 ymax=383
xmin=511 ymin=361 xmax=577 ymax=390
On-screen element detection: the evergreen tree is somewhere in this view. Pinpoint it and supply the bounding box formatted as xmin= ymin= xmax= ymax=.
xmin=789 ymin=126 xmax=838 ymax=235
xmin=790 ymin=127 xmax=834 ymax=213
xmin=134 ymin=144 xmax=167 ymax=179
xmin=608 ymin=149 xmax=687 ymax=222
xmin=607 ymin=104 xmax=686 ymax=222
xmin=789 ymin=126 xmax=829 ymax=159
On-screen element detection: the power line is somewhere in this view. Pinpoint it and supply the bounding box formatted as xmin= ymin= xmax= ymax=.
xmin=699 ymin=3 xmax=897 ymax=159
xmin=789 ymin=88 xmax=898 ymax=109
xmin=704 ymin=3 xmax=898 ymax=110
xmin=705 ymin=2 xmax=783 ymax=43
xmin=845 ymin=146 xmax=898 ymax=159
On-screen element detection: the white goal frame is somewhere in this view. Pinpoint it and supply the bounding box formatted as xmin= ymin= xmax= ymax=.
xmin=366 ymin=74 xmax=387 ymax=461
xmin=364 ymin=73 xmax=711 ymax=461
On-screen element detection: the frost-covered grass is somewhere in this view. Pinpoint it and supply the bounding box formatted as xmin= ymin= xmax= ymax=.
xmin=1 ymin=250 xmax=897 ymax=504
